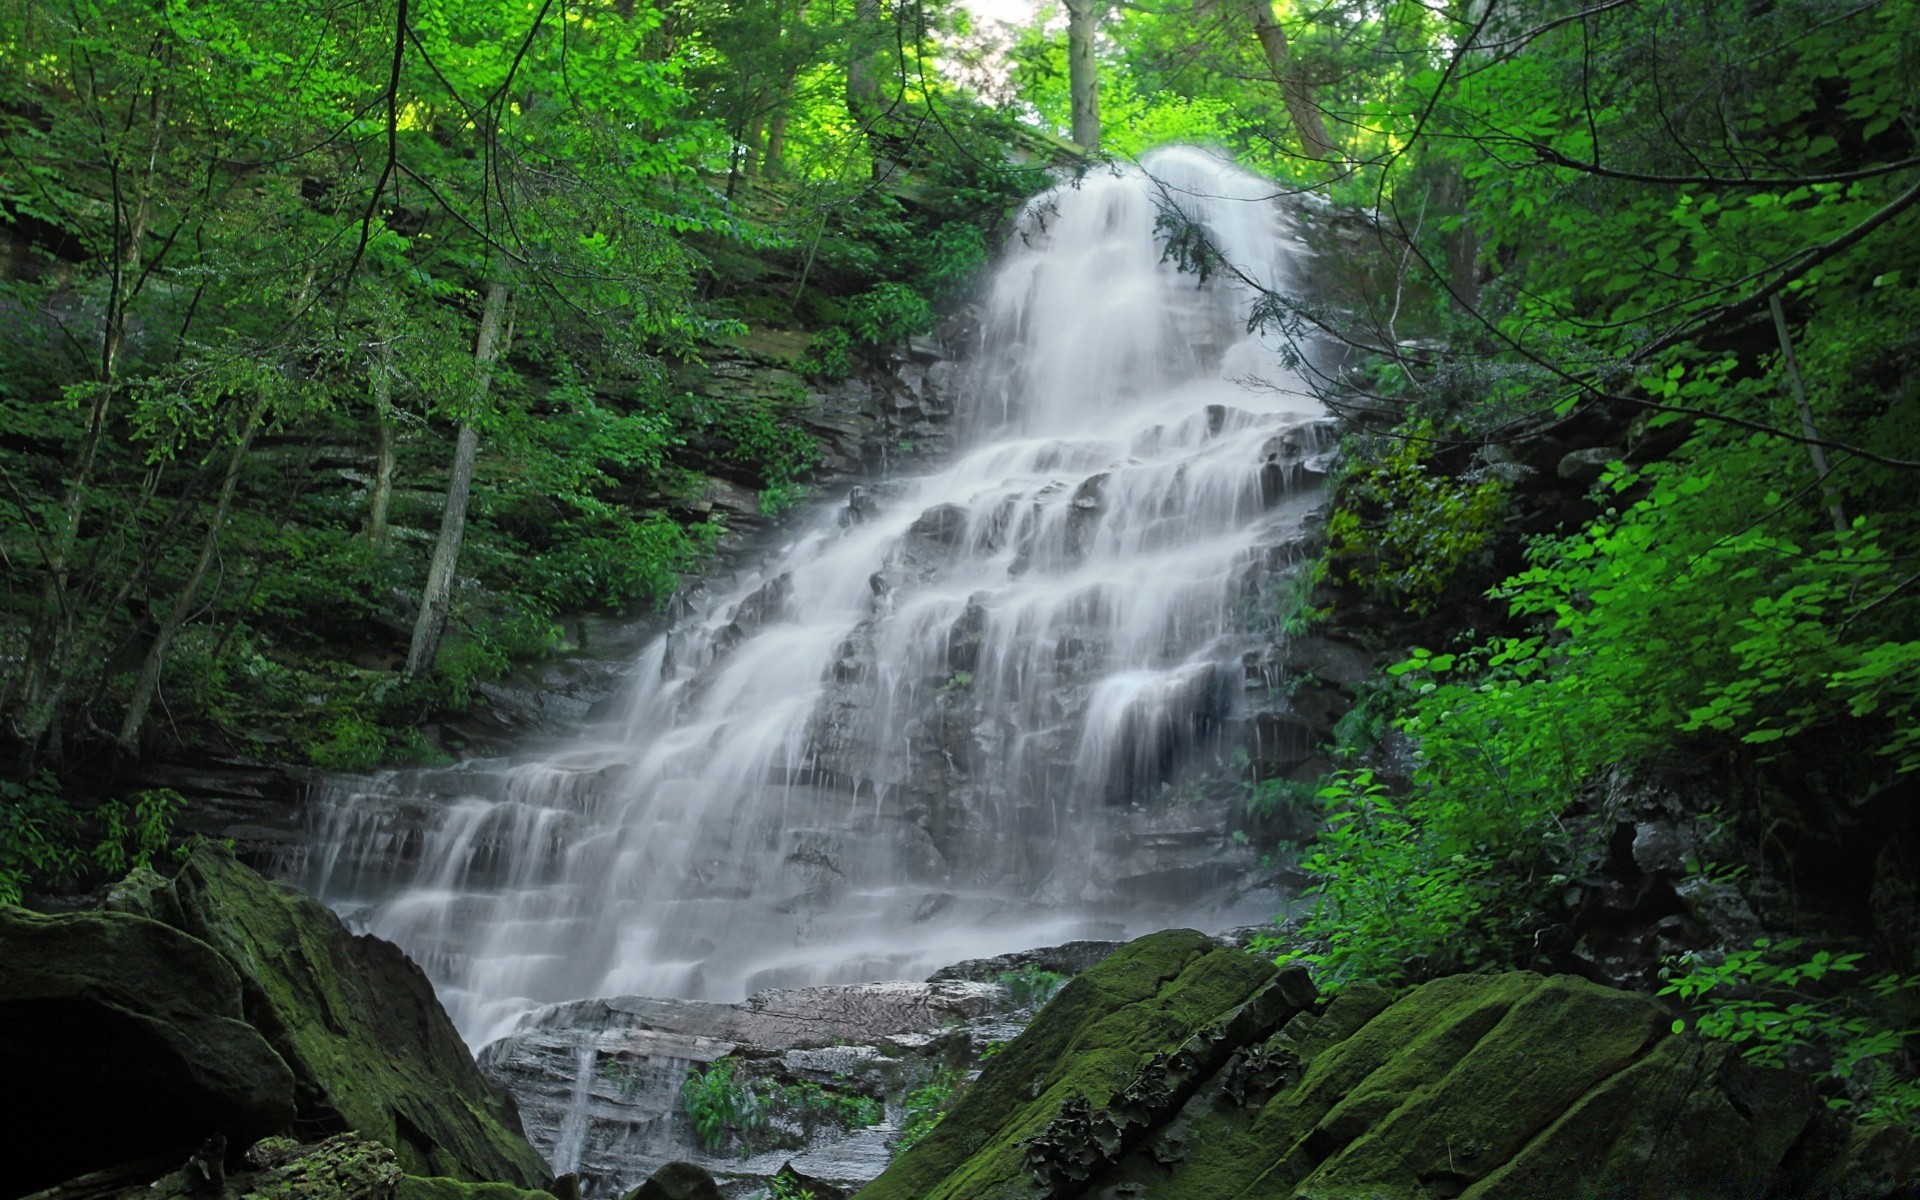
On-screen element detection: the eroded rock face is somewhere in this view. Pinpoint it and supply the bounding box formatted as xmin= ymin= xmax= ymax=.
xmin=477 ymin=979 xmax=1008 ymax=1198
xmin=0 ymin=906 xmax=297 ymax=1195
xmin=856 ymin=931 xmax=1918 ymax=1200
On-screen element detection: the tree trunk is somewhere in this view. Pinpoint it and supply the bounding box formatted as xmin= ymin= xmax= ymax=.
xmin=743 ymin=113 xmax=765 ymax=178
xmin=1244 ymin=0 xmax=1335 ymax=160
xmin=1770 ymin=294 xmax=1849 ymax=535
xmin=1065 ymin=0 xmax=1101 ymax=150
xmin=405 ymin=280 xmax=510 ymax=681
xmin=846 ymin=0 xmax=882 ymax=122
xmin=115 ymin=396 xmax=265 ymax=755
xmin=763 ymin=0 xmax=808 ymax=178
xmin=365 ymin=337 xmax=397 ymax=547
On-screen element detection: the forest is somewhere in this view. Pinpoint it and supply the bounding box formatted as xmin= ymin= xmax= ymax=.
xmin=3 ymin=0 xmax=1920 ymax=1195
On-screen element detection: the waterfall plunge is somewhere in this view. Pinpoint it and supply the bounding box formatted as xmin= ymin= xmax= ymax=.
xmin=302 ymin=147 xmax=1331 ymax=1046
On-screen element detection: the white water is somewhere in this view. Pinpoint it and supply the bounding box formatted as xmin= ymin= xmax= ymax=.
xmin=301 ymin=147 xmax=1330 ymax=1047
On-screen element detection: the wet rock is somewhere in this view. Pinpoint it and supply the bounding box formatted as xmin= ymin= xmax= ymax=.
xmin=155 ymin=845 xmax=551 ymax=1188
xmin=0 ymin=906 xmax=297 ymax=1195
xmin=478 ymin=980 xmax=1002 ymax=1197
xmin=1281 ymin=635 xmax=1374 ymax=691
xmin=906 ymin=504 xmax=971 ymax=556
xmin=925 ymin=941 xmax=1125 ymax=985
xmin=1556 ymin=445 xmax=1622 ymax=484
xmin=858 ymin=934 xmax=1900 ymax=1200
xmin=621 ymin=1161 xmax=723 ymax=1200
xmin=841 ymin=486 xmax=880 ymax=526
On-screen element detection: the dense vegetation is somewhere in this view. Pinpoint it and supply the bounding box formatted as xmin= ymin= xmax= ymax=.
xmin=0 ymin=0 xmax=1041 ymax=810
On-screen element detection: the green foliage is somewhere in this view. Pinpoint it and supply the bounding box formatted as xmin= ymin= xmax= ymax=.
xmin=1662 ymin=939 xmax=1920 ymax=1127
xmin=679 ymin=1059 xmax=881 ymax=1156
xmin=997 ymin=964 xmax=1068 ymax=1010
xmin=794 ymin=328 xmax=855 ymax=382
xmin=767 ymin=1178 xmax=815 ymax=1200
xmin=896 ymin=1066 xmax=963 ymax=1151
xmin=1325 ymin=426 xmax=1507 ymax=615
xmin=845 ymin=283 xmax=937 ymax=348
xmin=682 ymin=1059 xmax=759 ymax=1154
xmin=0 ymin=0 xmax=1017 ymax=775
xmin=0 ymin=778 xmax=184 ymax=905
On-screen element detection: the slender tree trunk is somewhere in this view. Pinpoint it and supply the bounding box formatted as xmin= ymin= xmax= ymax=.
xmin=763 ymin=0 xmax=808 ymax=178
xmin=1064 ymin=0 xmax=1101 ymax=150
xmin=846 ymin=0 xmax=882 ymax=122
xmin=115 ymin=397 xmax=265 ymax=755
xmin=1244 ymin=0 xmax=1335 ymax=160
xmin=405 ymin=280 xmax=510 ymax=681
xmin=743 ymin=114 xmax=765 ymax=178
xmin=1770 ymin=294 xmax=1849 ymax=535
xmin=366 ymin=337 xmax=397 ymax=547
xmin=765 ymin=109 xmax=791 ymax=176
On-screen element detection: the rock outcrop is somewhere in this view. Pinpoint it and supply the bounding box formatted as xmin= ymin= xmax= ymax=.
xmin=158 ymin=846 xmax=550 ymax=1186
xmin=0 ymin=906 xmax=297 ymax=1195
xmin=4 ymin=846 xmax=551 ymax=1197
xmin=855 ymin=930 xmax=1919 ymax=1200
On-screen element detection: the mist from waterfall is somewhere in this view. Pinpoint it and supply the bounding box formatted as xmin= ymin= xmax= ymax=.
xmin=300 ymin=146 xmax=1330 ymax=1047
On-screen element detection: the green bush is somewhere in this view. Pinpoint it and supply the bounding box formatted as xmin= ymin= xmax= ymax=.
xmin=845 ymin=283 xmax=935 ymax=348
xmin=997 ymin=964 xmax=1067 ymax=1010
xmin=1324 ymin=424 xmax=1506 ymax=615
xmin=0 ymin=778 xmax=184 ymax=905
xmin=896 ymin=1066 xmax=962 ymax=1151
xmin=795 ymin=327 xmax=854 ymax=382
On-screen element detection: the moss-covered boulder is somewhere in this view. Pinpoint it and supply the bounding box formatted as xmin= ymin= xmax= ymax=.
xmin=0 ymin=906 xmax=298 ymax=1195
xmin=855 ymin=929 xmax=1316 ymax=1200
xmin=858 ymin=935 xmax=1913 ymax=1199
xmin=146 ymin=846 xmax=551 ymax=1188
xmin=396 ymin=1176 xmax=558 ymax=1200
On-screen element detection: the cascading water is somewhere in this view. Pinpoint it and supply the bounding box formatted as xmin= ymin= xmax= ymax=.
xmin=299 ymin=147 xmax=1333 ymax=1048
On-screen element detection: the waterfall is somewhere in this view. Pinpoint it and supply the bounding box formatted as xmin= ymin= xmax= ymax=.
xmin=300 ymin=147 xmax=1333 ymax=1047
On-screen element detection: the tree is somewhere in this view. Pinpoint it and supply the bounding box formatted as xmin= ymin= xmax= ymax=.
xmin=405 ymin=281 xmax=510 ymax=681
xmin=1064 ymin=0 xmax=1102 ymax=149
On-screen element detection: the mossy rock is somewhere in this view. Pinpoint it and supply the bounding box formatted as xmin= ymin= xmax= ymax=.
xmin=0 ymin=905 xmax=297 ymax=1195
xmin=159 ymin=845 xmax=551 ymax=1188
xmin=855 ymin=929 xmax=1307 ymax=1200
xmin=397 ymin=1176 xmax=557 ymax=1200
xmin=859 ymin=939 xmax=1906 ymax=1200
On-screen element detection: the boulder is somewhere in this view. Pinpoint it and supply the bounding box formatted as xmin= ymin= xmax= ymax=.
xmin=147 ymin=846 xmax=552 ymax=1188
xmin=620 ymin=1161 xmax=724 ymax=1200
xmin=855 ymin=929 xmax=1311 ymax=1200
xmin=0 ymin=906 xmax=297 ymax=1195
xmin=855 ymin=932 xmax=1912 ymax=1200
